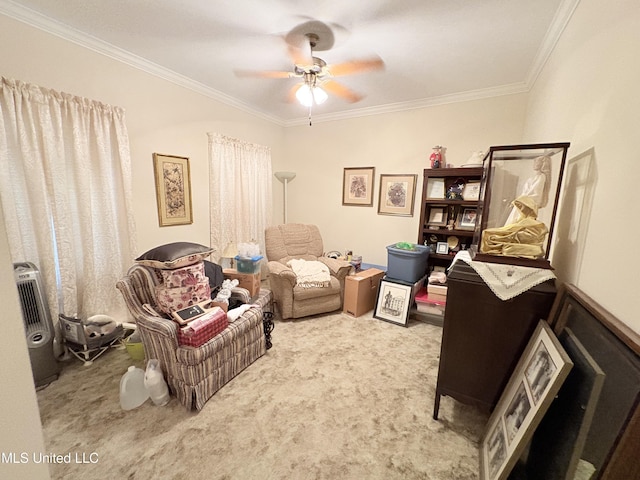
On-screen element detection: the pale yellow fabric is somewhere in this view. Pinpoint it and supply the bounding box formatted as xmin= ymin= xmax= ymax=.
xmin=481 ymin=196 xmax=548 ymax=259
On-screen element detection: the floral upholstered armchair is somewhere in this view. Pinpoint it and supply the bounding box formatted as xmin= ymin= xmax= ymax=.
xmin=265 ymin=224 xmax=352 ymax=319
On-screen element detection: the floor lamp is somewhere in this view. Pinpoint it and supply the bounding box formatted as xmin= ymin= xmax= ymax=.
xmin=274 ymin=171 xmax=296 ymax=224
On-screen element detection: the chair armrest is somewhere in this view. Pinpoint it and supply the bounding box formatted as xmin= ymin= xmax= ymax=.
xmin=230 ymin=286 xmax=251 ymax=304
xmin=266 ymin=261 xmax=297 ymax=286
xmin=318 ymin=257 xmax=353 ymax=280
xmin=116 ymin=278 xmax=179 ymax=362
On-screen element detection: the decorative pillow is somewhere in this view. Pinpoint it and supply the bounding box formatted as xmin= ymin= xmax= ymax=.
xmin=161 ymin=262 xmax=206 ymax=289
xmin=155 ymin=281 xmax=211 ymax=315
xmin=135 ymin=242 xmax=214 ymax=270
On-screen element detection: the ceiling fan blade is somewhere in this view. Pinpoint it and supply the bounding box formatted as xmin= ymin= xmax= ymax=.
xmin=322 ymin=79 xmax=363 ymax=103
xmin=234 ymin=69 xmax=294 ymax=79
xmin=329 ymin=56 xmax=385 ymax=77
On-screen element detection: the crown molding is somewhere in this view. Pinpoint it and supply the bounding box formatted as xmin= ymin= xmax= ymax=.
xmin=283 ymin=83 xmax=529 ymax=127
xmin=0 ymin=0 xmax=285 ymax=126
xmin=525 ymin=0 xmax=581 ymax=87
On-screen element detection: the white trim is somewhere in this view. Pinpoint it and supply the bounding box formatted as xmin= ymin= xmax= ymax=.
xmin=526 ymin=0 xmax=582 ymax=88
xmin=284 ymin=83 xmax=529 ymax=127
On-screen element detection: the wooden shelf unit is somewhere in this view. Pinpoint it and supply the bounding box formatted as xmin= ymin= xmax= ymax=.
xmin=417 ymin=166 xmax=483 ymax=270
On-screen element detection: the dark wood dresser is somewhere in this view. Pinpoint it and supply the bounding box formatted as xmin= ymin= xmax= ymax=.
xmin=433 ymin=261 xmax=557 ymax=419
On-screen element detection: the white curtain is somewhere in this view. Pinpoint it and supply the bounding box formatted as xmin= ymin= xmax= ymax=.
xmin=0 ymin=77 xmax=137 ymax=321
xmin=208 ymin=133 xmax=272 ymax=258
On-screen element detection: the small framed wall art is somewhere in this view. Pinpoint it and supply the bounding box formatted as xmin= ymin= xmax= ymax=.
xmin=343 ymin=167 xmax=375 ymax=206
xmin=378 ymin=174 xmax=418 ymax=216
xmin=373 ymin=278 xmax=413 ymax=327
xmin=153 ymin=153 xmax=193 ymax=227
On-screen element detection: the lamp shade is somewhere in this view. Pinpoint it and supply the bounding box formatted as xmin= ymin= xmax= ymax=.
xmin=221 ymin=242 xmax=238 ymax=258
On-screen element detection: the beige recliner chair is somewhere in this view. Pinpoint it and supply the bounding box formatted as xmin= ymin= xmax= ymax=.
xmin=265 ymin=224 xmax=352 ymax=319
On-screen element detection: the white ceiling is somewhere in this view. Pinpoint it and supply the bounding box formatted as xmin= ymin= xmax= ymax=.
xmin=1 ymin=0 xmax=578 ymax=125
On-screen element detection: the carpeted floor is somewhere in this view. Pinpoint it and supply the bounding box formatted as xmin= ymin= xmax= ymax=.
xmin=36 ymin=311 xmax=489 ymax=480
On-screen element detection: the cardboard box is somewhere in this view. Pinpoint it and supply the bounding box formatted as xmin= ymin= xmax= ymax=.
xmin=343 ymin=268 xmax=385 ymax=317
xmin=427 ymin=284 xmax=448 ymax=297
xmin=223 ymin=268 xmax=261 ymax=297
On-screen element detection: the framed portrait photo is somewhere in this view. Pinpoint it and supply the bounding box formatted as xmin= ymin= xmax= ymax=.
xmin=378 ymin=174 xmax=418 ymax=216
xmin=343 ymin=167 xmax=375 ymax=206
xmin=458 ymin=208 xmax=478 ymax=230
xmin=479 ymin=321 xmax=573 ymax=480
xmin=373 ymin=278 xmax=413 ymax=327
xmin=153 ymin=153 xmax=193 ymax=227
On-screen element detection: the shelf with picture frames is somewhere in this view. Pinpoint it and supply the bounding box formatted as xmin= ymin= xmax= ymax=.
xmin=417 ymin=166 xmax=483 ymax=270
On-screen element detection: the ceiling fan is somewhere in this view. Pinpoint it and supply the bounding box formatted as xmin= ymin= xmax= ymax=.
xmin=235 ymin=22 xmax=384 ymax=109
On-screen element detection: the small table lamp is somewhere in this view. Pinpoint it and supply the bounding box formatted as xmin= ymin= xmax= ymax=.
xmin=221 ymin=242 xmax=238 ymax=269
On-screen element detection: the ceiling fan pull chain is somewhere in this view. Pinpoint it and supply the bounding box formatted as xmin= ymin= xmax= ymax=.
xmin=308 ymin=105 xmax=313 ymax=126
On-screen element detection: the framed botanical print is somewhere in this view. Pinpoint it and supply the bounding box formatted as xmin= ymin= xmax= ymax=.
xmin=343 ymin=167 xmax=375 ymax=206
xmin=378 ymin=174 xmax=418 ymax=216
xmin=153 ymin=153 xmax=193 ymax=226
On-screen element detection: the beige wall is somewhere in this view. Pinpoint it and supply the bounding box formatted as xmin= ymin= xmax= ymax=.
xmin=0 ymin=207 xmax=50 ymax=479
xmin=281 ymin=97 xmax=527 ymax=265
xmin=522 ymin=0 xmax=640 ymax=333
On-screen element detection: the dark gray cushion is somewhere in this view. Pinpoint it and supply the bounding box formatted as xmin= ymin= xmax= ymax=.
xmin=135 ymin=242 xmax=214 ymax=270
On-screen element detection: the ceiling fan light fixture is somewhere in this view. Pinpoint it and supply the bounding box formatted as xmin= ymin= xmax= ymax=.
xmin=295 ymin=83 xmax=327 ymax=107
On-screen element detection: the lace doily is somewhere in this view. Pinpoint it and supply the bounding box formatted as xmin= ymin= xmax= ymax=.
xmin=449 ymin=251 xmax=556 ymax=301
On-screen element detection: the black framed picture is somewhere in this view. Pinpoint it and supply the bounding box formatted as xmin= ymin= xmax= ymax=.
xmin=373 ymin=278 xmax=413 ymax=327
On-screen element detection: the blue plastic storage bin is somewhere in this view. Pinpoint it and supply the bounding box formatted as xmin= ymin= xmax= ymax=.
xmin=235 ymin=255 xmax=263 ymax=274
xmin=386 ymin=244 xmax=429 ymax=283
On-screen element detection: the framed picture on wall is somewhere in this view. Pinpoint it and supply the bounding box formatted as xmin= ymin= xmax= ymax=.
xmin=378 ymin=174 xmax=418 ymax=216
xmin=343 ymin=167 xmax=375 ymax=206
xmin=153 ymin=153 xmax=193 ymax=226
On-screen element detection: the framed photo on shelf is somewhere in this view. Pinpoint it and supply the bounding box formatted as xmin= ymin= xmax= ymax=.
xmin=153 ymin=153 xmax=193 ymax=227
xmin=458 ymin=208 xmax=478 ymax=230
xmin=373 ymin=278 xmax=413 ymax=327
xmin=378 ymin=174 xmax=418 ymax=216
xmin=436 ymin=242 xmax=449 ymax=255
xmin=479 ymin=321 xmax=573 ymax=480
xmin=426 ymin=177 xmax=446 ymax=199
xmin=427 ymin=205 xmax=447 ymax=227
xmin=462 ymin=180 xmax=481 ymax=201
xmin=343 ymin=167 xmax=375 ymax=206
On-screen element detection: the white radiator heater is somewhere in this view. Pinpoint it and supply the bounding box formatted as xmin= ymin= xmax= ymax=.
xmin=14 ymin=262 xmax=61 ymax=387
